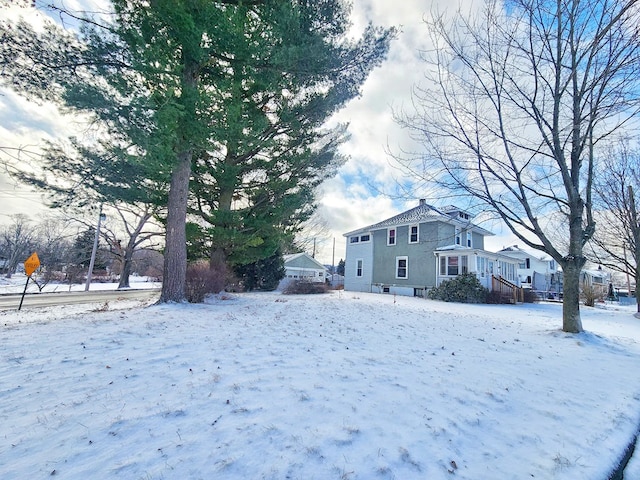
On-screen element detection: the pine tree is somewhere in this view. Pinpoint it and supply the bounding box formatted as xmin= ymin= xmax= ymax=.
xmin=0 ymin=1 xmax=395 ymax=302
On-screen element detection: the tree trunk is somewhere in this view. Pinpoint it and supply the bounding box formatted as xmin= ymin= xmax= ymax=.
xmin=159 ymin=45 xmax=199 ymax=303
xmin=160 ymin=152 xmax=191 ymax=302
xmin=635 ymin=268 xmax=640 ymax=315
xmin=118 ymin=246 xmax=133 ymax=289
xmin=209 ymin=157 xmax=237 ymax=270
xmin=628 ymin=186 xmax=640 ymax=314
xmin=561 ymin=261 xmax=584 ymax=333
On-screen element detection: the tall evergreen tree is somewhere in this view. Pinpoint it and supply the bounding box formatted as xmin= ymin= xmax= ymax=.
xmin=0 ymin=1 xmax=394 ymax=302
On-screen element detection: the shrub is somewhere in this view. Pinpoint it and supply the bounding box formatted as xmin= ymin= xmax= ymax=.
xmin=283 ymin=280 xmax=328 ymax=295
xmin=427 ymin=273 xmax=489 ymax=304
xmin=523 ymin=289 xmax=539 ymax=303
xmin=582 ymin=282 xmax=596 ymax=307
xmin=185 ymin=261 xmax=228 ymax=303
xmin=485 ymin=290 xmax=503 ymax=304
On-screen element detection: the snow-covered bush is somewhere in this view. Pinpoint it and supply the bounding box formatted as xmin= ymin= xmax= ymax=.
xmin=283 ymin=280 xmax=328 ymax=295
xmin=427 ymin=273 xmax=489 ymax=304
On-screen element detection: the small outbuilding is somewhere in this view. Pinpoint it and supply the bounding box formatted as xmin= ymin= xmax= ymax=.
xmin=282 ymin=253 xmax=327 ymax=284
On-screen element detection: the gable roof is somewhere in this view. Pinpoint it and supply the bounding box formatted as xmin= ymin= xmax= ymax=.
xmin=498 ymin=245 xmax=553 ymax=262
xmin=343 ymin=201 xmax=493 ymax=237
xmin=283 ymin=252 xmax=326 ymax=271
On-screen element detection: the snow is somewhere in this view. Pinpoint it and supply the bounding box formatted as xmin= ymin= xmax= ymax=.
xmin=1 ymin=279 xmax=640 ymax=479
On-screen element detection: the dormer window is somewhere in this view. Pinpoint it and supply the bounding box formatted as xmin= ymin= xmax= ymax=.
xmin=388 ymin=228 xmax=396 ymax=245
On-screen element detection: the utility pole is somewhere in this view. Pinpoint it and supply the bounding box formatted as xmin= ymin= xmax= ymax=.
xmin=85 ymin=206 xmax=106 ymax=291
xmin=332 ymin=237 xmax=335 ymax=274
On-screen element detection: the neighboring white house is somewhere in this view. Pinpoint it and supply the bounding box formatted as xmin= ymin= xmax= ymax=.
xmin=498 ymin=245 xmax=561 ymax=295
xmin=282 ymin=253 xmax=327 ymax=283
xmin=499 ymin=245 xmax=614 ymax=300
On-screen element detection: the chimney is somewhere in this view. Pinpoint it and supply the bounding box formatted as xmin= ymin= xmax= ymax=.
xmin=419 ymin=199 xmax=426 ymax=206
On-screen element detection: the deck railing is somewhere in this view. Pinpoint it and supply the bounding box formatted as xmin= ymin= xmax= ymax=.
xmin=492 ymin=275 xmax=524 ymax=304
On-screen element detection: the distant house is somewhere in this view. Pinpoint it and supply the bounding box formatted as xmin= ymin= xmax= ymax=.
xmin=580 ymin=268 xmax=610 ymax=297
xmin=282 ymin=253 xmax=327 ymax=284
xmin=499 ymin=245 xmax=613 ymax=300
xmin=498 ymin=245 xmax=562 ymax=297
xmin=343 ymin=200 xmax=520 ymax=297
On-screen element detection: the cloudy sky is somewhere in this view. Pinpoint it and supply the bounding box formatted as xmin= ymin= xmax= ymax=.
xmin=0 ymin=0 xmax=517 ymax=265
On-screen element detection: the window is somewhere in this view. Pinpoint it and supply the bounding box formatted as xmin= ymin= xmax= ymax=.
xmin=388 ymin=228 xmax=396 ymax=245
xmin=396 ymin=256 xmax=408 ymax=278
xmin=409 ymin=225 xmax=419 ymax=243
xmin=549 ymin=260 xmax=556 ymax=271
xmin=525 ymin=258 xmax=531 ymax=269
xmin=350 ymin=234 xmax=370 ymax=244
xmin=447 ymin=256 xmax=459 ymax=275
xmin=466 ymin=231 xmax=472 ymax=247
xmin=477 ymin=256 xmax=486 ymax=277
xmin=356 ymin=259 xmax=363 ymax=277
xmin=455 ymin=227 xmax=461 ymax=245
xmin=440 ymin=256 xmax=462 ymax=275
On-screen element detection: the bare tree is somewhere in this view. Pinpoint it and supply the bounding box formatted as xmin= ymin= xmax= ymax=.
xmin=0 ymin=214 xmax=37 ymax=278
xmin=35 ymin=215 xmax=75 ymax=284
xmin=99 ymin=203 xmax=163 ymax=289
xmin=395 ymin=0 xmax=640 ymax=332
xmin=69 ymin=203 xmax=163 ymax=289
xmin=588 ymin=143 xmax=640 ymax=312
xmin=293 ymin=213 xmax=332 ymax=258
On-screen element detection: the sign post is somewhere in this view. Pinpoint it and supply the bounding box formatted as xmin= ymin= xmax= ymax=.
xmin=19 ymin=252 xmax=40 ymax=311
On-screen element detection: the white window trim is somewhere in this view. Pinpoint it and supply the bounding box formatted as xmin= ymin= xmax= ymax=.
xmin=455 ymin=227 xmax=461 ymax=245
xmin=356 ymin=258 xmax=363 ymax=277
xmin=409 ymin=224 xmax=419 ymax=244
xmin=387 ymin=228 xmax=396 ymax=246
xmin=466 ymin=231 xmax=472 ymax=248
xmin=396 ymin=256 xmax=408 ymax=279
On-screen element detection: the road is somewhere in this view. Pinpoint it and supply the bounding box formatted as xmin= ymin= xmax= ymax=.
xmin=0 ymin=288 xmax=161 ymax=311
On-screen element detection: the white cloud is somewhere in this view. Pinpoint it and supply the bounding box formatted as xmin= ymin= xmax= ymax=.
xmin=0 ymin=0 xmax=506 ymax=264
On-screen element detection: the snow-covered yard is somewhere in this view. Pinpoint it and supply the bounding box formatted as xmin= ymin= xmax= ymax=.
xmin=1 ymin=286 xmax=640 ymax=479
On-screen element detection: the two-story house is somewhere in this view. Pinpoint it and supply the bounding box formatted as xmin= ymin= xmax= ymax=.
xmin=343 ymin=200 xmax=520 ymax=297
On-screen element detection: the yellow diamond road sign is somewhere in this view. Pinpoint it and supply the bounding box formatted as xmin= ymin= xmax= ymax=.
xmin=24 ymin=252 xmax=40 ymax=277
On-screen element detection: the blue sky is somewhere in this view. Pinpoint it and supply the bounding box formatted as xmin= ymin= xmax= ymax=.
xmin=0 ymin=0 xmax=518 ymax=265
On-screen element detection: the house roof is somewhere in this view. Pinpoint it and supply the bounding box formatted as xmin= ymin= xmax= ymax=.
xmin=343 ymin=201 xmax=493 ymax=237
xmin=498 ymin=245 xmax=553 ymax=262
xmin=283 ymin=252 xmax=327 ymax=271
